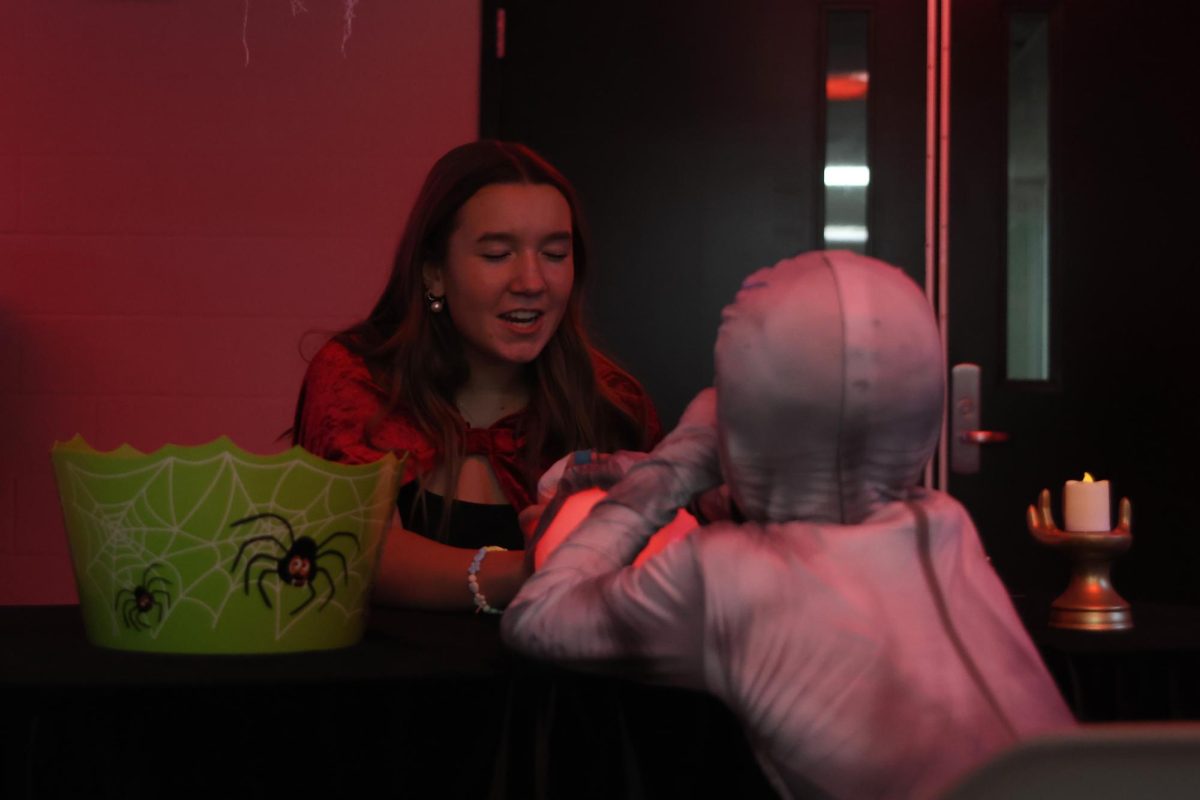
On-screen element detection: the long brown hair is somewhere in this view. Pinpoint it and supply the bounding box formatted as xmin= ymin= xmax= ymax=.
xmin=295 ymin=141 xmax=653 ymax=525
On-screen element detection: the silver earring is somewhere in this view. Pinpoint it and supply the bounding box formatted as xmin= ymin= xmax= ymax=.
xmin=426 ymin=290 xmax=445 ymax=313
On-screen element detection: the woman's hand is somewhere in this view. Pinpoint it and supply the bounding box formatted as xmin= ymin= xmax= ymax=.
xmin=519 ymin=502 xmax=547 ymax=547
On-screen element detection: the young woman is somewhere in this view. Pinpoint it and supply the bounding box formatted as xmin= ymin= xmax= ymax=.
xmin=294 ymin=141 xmax=660 ymax=611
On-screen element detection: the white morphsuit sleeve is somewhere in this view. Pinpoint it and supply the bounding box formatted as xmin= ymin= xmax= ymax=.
xmin=536 ymin=449 xmax=651 ymax=505
xmin=502 ymin=389 xmax=722 ymax=686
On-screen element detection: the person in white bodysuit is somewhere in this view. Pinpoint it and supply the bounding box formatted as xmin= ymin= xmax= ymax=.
xmin=501 ymin=250 xmax=1075 ymax=799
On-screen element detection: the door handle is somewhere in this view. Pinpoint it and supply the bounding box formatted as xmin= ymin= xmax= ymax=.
xmin=951 ymin=363 xmax=1009 ymax=474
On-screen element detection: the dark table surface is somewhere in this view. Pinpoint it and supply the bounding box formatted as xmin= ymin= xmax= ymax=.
xmin=4 ymin=598 xmax=1200 ymax=799
xmin=0 ymin=603 xmax=519 ymax=687
xmin=6 ymin=597 xmax=1199 ymax=684
xmin=1007 ymin=594 xmax=1200 ymax=722
xmin=1008 ymin=594 xmax=1200 ymax=655
xmin=0 ymin=604 xmax=776 ymax=799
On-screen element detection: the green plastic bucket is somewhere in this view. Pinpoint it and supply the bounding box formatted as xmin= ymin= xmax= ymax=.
xmin=51 ymin=436 xmax=405 ymax=654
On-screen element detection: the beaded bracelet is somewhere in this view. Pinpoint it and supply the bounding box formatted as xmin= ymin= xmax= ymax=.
xmin=467 ymin=545 xmax=507 ymax=615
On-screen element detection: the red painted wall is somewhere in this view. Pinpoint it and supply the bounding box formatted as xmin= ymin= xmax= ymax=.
xmin=0 ymin=1 xmax=479 ymax=603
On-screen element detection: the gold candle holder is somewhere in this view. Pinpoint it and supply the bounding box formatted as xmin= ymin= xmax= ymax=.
xmin=1026 ymin=489 xmax=1133 ymax=631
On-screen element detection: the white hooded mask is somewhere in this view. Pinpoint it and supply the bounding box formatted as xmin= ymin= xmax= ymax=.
xmin=716 ymin=250 xmax=943 ymax=524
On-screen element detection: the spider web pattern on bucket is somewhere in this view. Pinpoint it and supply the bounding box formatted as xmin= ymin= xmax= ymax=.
xmin=58 ymin=450 xmax=391 ymax=644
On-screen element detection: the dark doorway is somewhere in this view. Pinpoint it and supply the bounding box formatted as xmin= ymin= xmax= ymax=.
xmin=946 ymin=0 xmax=1200 ymax=605
xmin=481 ymin=0 xmax=925 ymax=426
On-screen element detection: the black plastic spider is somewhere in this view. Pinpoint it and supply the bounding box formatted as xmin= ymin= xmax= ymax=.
xmin=114 ymin=562 xmax=172 ymax=631
xmin=229 ymin=512 xmax=359 ymax=615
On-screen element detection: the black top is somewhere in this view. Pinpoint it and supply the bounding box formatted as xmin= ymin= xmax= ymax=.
xmin=396 ymin=481 xmax=525 ymax=551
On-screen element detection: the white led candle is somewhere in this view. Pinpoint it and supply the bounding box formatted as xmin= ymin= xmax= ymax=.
xmin=1063 ymin=472 xmax=1111 ymax=532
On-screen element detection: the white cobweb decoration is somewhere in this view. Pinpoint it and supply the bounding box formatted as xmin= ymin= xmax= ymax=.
xmin=242 ymin=0 xmax=363 ymax=66
xmin=59 ymin=450 xmax=388 ymax=644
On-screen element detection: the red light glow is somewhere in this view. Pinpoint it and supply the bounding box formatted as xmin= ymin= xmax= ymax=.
xmin=534 ymin=489 xmax=700 ymax=570
xmin=827 ymin=71 xmax=869 ymax=101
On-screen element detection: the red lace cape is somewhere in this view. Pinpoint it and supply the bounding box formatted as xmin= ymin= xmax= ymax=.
xmin=296 ymin=339 xmax=661 ymax=511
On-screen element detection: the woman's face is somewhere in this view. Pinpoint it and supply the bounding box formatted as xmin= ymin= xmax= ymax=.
xmin=426 ymin=182 xmax=575 ymax=372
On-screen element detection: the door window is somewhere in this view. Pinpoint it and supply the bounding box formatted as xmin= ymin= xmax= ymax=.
xmin=823 ymin=10 xmax=871 ymax=253
xmin=1006 ymin=12 xmax=1051 ymax=381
